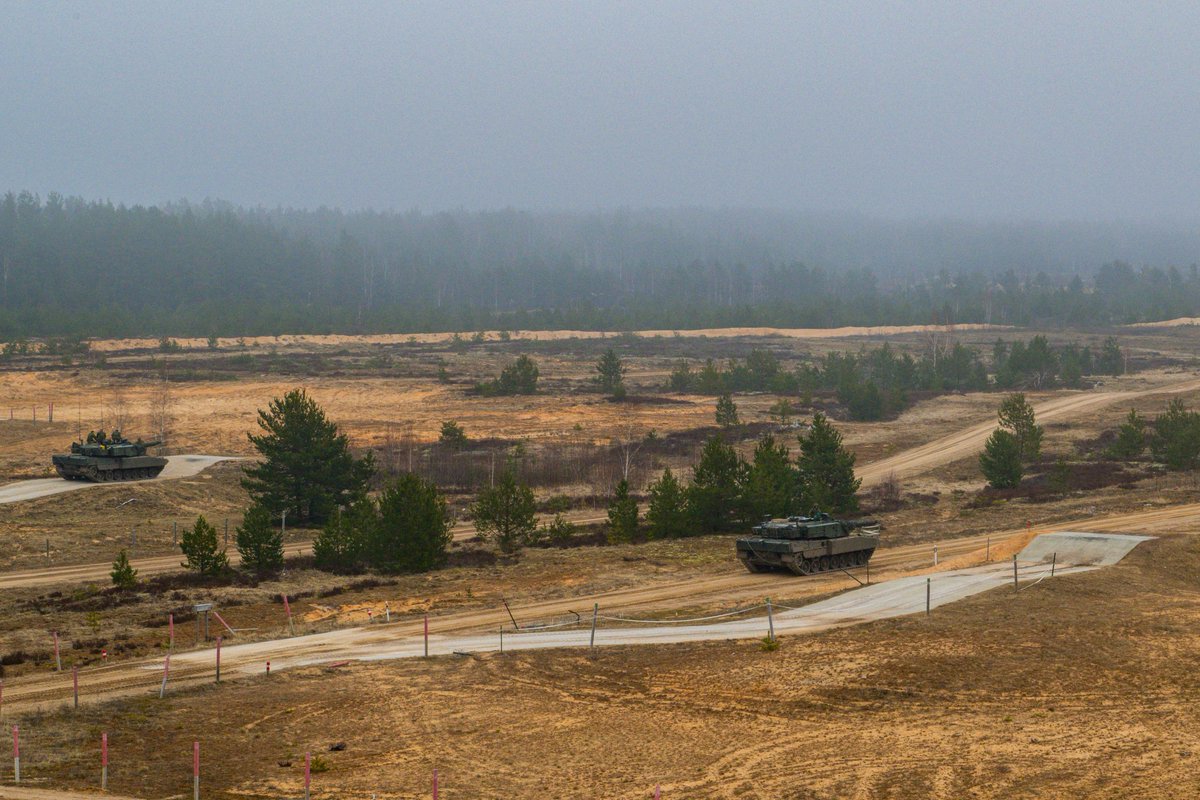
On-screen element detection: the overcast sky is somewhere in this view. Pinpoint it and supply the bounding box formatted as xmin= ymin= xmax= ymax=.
xmin=3 ymin=2 xmax=1198 ymax=220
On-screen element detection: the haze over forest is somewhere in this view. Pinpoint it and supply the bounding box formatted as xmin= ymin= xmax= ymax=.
xmin=2 ymin=3 xmax=1200 ymax=336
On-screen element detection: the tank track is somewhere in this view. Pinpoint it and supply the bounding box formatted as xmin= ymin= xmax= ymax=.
xmin=787 ymin=548 xmax=874 ymax=576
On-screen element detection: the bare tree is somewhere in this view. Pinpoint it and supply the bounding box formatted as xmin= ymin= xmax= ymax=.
xmin=612 ymin=424 xmax=647 ymax=483
xmin=147 ymin=377 xmax=175 ymax=451
xmin=108 ymin=386 xmax=130 ymax=433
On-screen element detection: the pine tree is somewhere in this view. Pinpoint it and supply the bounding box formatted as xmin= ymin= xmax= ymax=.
xmin=997 ymin=393 xmax=1043 ymax=463
xmin=368 ymin=473 xmax=452 ymax=573
xmin=1150 ymin=399 xmax=1200 ymax=471
xmin=686 ymin=436 xmax=747 ymax=532
xmin=595 ymin=348 xmax=627 ymax=398
xmin=744 ymin=433 xmax=799 ymax=520
xmin=1109 ymin=408 xmax=1146 ymax=460
xmin=472 ymin=469 xmax=537 ymax=553
xmin=312 ymin=500 xmax=372 ymax=572
xmin=646 ymin=467 xmax=689 ymax=539
xmin=110 ymin=549 xmax=138 ymax=589
xmin=979 ymin=429 xmax=1023 ymax=488
xmin=439 ymin=420 xmax=468 ymax=449
xmin=795 ymin=412 xmax=860 ymax=514
xmin=715 ymin=393 xmax=740 ymax=428
xmin=180 ymin=515 xmax=228 ymax=575
xmin=242 ymin=388 xmax=374 ymax=524
xmin=606 ymin=479 xmax=639 ymax=543
xmin=236 ymin=504 xmax=284 ymax=574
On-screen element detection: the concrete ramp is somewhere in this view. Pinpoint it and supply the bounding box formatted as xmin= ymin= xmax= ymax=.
xmin=1018 ymin=531 xmax=1152 ymax=566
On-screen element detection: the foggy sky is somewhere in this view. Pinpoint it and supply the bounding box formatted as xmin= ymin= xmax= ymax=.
xmin=3 ymin=2 xmax=1199 ymax=220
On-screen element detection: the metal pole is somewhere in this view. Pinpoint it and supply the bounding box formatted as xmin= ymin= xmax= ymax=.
xmin=73 ymin=666 xmax=79 ymax=709
xmin=101 ymin=732 xmax=108 ymax=791
xmin=224 ymin=518 xmax=228 ymax=547
xmin=499 ymin=626 xmax=504 ymax=654
xmin=1013 ymin=554 xmax=1018 ymax=591
xmin=159 ymin=654 xmax=170 ymax=698
xmin=173 ymin=521 xmax=178 ymax=546
xmin=54 ymin=630 xmax=62 ymax=671
xmin=766 ymin=597 xmax=775 ymax=642
xmin=986 ymin=536 xmax=990 ymax=561
xmin=926 ymin=578 xmax=931 ymax=616
xmin=1051 ymin=551 xmax=1057 ymax=577
xmin=215 ymin=637 xmax=222 ymax=683
xmin=13 ymin=725 xmax=19 ymax=783
xmin=193 ymin=741 xmax=200 ymax=800
xmin=424 ymin=614 xmax=429 ymax=658
xmin=933 ymin=546 xmax=938 ymax=566
xmin=304 ymin=752 xmax=311 ymax=800
xmin=589 ymin=603 xmax=599 ymax=652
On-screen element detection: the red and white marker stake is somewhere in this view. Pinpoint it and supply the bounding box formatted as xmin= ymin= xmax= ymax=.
xmin=266 ymin=660 xmax=271 ymax=674
xmin=282 ymin=594 xmax=295 ymax=635
xmin=304 ymin=751 xmax=311 ymax=800
xmin=101 ymin=732 xmax=108 ymax=791
xmin=12 ymin=725 xmax=19 ymax=783
xmin=193 ymin=741 xmax=200 ymax=800
xmin=432 ymin=767 xmax=439 ymax=799
xmin=424 ymin=614 xmax=429 ymax=658
xmin=653 ymin=785 xmax=661 ymax=799
xmin=101 ymin=649 xmax=108 ymax=662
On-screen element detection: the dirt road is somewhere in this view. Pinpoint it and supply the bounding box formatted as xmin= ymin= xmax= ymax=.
xmin=859 ymin=376 xmax=1200 ymax=484
xmin=0 ymin=455 xmax=234 ymax=504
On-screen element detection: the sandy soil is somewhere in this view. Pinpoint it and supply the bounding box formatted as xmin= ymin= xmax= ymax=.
xmin=81 ymin=323 xmax=1006 ymax=352
xmin=9 ymin=534 xmax=1200 ymax=799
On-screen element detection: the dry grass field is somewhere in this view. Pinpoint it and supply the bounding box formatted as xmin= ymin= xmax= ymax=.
xmin=2 ymin=325 xmax=1200 ymax=798
xmin=11 ymin=535 xmax=1200 ymax=799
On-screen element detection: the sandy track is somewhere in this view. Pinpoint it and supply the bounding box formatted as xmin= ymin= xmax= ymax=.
xmin=0 ymin=514 xmax=609 ymax=590
xmin=859 ymin=376 xmax=1200 ymax=485
xmin=0 ymin=455 xmax=234 ymax=504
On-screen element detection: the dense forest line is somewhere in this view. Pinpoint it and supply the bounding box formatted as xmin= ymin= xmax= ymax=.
xmin=2 ymin=192 xmax=1200 ymax=338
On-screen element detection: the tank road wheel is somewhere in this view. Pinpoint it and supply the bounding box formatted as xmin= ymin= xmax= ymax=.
xmin=787 ymin=558 xmax=810 ymax=576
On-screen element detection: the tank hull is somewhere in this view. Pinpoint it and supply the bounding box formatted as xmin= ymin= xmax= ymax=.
xmin=52 ymin=454 xmax=167 ymax=482
xmin=735 ymin=532 xmax=879 ymax=575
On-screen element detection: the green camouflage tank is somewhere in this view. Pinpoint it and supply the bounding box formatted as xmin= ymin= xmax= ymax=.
xmin=736 ymin=512 xmax=881 ymax=575
xmin=52 ymin=430 xmax=166 ymax=482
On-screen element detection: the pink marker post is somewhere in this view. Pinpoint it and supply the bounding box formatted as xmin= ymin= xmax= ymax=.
xmin=193 ymin=741 xmax=200 ymax=800
xmin=282 ymin=594 xmax=295 ymax=635
xmin=304 ymin=751 xmax=311 ymax=800
xmin=101 ymin=732 xmax=108 ymax=790
xmin=433 ymin=768 xmax=439 ymax=800
xmin=53 ymin=630 xmax=62 ymax=672
xmin=654 ymin=785 xmax=661 ymax=799
xmin=12 ymin=725 xmax=19 ymax=783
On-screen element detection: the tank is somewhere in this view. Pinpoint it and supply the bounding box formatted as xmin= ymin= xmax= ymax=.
xmin=736 ymin=512 xmax=881 ymax=575
xmin=52 ymin=431 xmax=166 ymax=482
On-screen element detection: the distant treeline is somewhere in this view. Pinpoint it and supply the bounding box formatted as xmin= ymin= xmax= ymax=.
xmin=2 ymin=192 xmax=1199 ymax=338
xmin=670 ymin=336 xmax=1124 ymax=421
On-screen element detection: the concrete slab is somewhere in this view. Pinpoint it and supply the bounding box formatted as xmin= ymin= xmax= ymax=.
xmin=1017 ymin=531 xmax=1153 ymax=566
